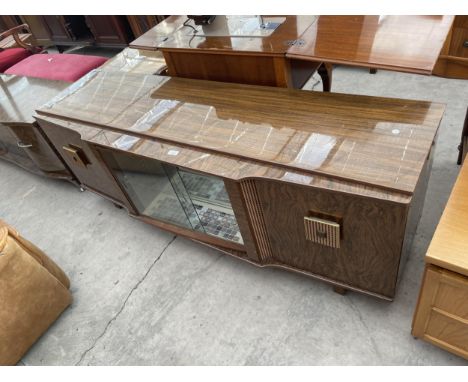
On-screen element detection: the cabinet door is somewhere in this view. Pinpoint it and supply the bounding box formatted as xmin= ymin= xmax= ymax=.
xmin=246 ymin=178 xmax=407 ymax=298
xmin=85 ymin=16 xmax=131 ymax=46
xmin=37 ymin=119 xmax=134 ymax=211
xmin=19 ymin=16 xmax=52 ymax=46
xmin=42 ymin=16 xmax=74 ymax=42
xmin=0 ymin=123 xmax=39 ymax=174
xmin=8 ymin=124 xmax=70 ymax=178
xmin=413 ymin=265 xmax=468 ymax=360
xmin=98 ymin=146 xmax=244 ymax=245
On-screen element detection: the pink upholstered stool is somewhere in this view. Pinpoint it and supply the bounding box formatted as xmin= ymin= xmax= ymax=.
xmin=0 ymin=48 xmax=32 ymax=73
xmin=5 ymin=53 xmax=108 ymax=82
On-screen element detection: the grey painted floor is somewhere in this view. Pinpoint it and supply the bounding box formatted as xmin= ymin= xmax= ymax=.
xmin=2 ymin=66 xmax=468 ymax=365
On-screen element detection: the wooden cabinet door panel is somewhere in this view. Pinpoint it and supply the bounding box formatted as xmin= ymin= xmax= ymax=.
xmin=38 ymin=119 xmax=134 ymax=211
xmin=42 ymin=16 xmax=74 ymax=42
xmin=85 ymin=16 xmax=130 ymax=45
xmin=253 ymin=179 xmax=407 ymax=298
xmin=19 ymin=16 xmax=52 ymax=46
xmin=8 ymin=124 xmax=69 ymax=175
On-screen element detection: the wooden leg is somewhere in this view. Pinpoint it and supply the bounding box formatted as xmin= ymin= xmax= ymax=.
xmin=317 ymin=63 xmax=332 ymax=92
xmin=457 ymin=107 xmax=468 ymax=165
xmin=370 ymin=68 xmax=377 ymax=74
xmin=333 ymin=285 xmax=348 ymax=295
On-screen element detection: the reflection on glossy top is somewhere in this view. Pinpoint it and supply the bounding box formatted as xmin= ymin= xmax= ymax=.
xmin=0 ymin=75 xmax=69 ymax=124
xmin=100 ymin=48 xmax=167 ymax=75
xmin=287 ymin=15 xmax=454 ymax=74
xmin=37 ymin=70 xmax=444 ymax=194
xmin=130 ymin=15 xmax=317 ymax=54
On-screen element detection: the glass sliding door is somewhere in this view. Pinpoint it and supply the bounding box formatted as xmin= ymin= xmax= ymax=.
xmin=99 ymin=148 xmax=243 ymax=244
xmin=177 ymin=170 xmax=243 ymax=244
xmin=100 ymin=148 xmax=200 ymax=230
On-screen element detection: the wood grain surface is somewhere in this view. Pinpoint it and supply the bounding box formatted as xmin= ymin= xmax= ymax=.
xmin=0 ymin=75 xmax=69 ymax=124
xmin=287 ymin=15 xmax=455 ymax=74
xmin=412 ymin=265 xmax=468 ymax=360
xmin=254 ymin=178 xmax=408 ymax=298
xmin=33 ymin=70 xmax=442 ymax=298
xmin=36 ymin=70 xmax=444 ymax=195
xmin=0 ymin=75 xmax=72 ymax=178
xmin=425 ymin=159 xmax=468 ymax=277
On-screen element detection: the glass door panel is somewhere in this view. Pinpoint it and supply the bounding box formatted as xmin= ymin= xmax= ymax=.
xmin=100 ymin=149 xmax=201 ymax=231
xmin=177 ymin=169 xmax=244 ymax=244
xmin=99 ymin=147 xmax=243 ymax=244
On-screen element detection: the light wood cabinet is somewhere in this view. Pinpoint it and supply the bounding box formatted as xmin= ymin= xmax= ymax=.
xmin=413 ymin=266 xmax=468 ymax=359
xmin=412 ymin=157 xmax=468 ymax=360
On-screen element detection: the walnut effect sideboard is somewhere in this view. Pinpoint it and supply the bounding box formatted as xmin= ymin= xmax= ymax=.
xmin=0 ymin=74 xmax=72 ymax=179
xmin=34 ymin=70 xmax=445 ymax=300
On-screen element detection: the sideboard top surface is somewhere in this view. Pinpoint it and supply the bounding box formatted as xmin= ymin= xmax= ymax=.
xmin=36 ymin=70 xmax=445 ymax=195
xmin=0 ymin=75 xmax=68 ymax=125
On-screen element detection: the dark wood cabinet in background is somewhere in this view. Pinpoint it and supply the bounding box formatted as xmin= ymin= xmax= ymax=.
xmin=85 ymin=16 xmax=132 ymax=46
xmin=19 ymin=16 xmax=53 ymax=46
xmin=41 ymin=15 xmax=93 ymax=44
xmin=3 ymin=16 xmax=137 ymax=50
xmin=126 ymin=16 xmax=167 ymax=38
xmin=0 ymin=16 xmax=21 ymax=32
xmin=41 ymin=16 xmax=74 ymax=42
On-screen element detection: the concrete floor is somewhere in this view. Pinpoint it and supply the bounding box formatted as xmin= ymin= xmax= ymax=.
xmin=1 ymin=65 xmax=468 ymax=365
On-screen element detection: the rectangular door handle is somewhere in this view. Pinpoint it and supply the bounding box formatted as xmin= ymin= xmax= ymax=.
xmin=62 ymin=144 xmax=90 ymax=168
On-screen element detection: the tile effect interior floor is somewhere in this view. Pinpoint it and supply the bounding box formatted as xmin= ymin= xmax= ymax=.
xmin=1 ymin=51 xmax=468 ymax=365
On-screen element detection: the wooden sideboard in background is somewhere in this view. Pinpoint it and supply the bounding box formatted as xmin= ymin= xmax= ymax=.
xmin=1 ymin=15 xmax=169 ymax=50
xmin=0 ymin=16 xmax=20 ymax=32
xmin=126 ymin=16 xmax=167 ymax=38
xmin=433 ymin=15 xmax=468 ymax=79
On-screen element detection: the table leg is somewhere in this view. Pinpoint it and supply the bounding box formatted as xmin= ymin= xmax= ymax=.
xmin=457 ymin=108 xmax=468 ymax=165
xmin=318 ymin=63 xmax=332 ymax=92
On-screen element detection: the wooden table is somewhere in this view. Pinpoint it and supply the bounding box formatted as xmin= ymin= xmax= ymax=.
xmin=287 ymin=15 xmax=455 ymax=75
xmin=35 ymin=70 xmax=444 ymax=299
xmin=130 ymin=15 xmax=454 ymax=91
xmin=130 ymin=16 xmax=328 ymax=89
xmin=412 ymin=158 xmax=468 ymax=359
